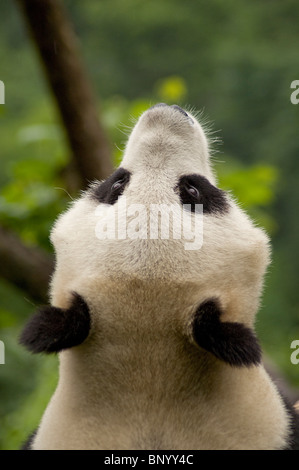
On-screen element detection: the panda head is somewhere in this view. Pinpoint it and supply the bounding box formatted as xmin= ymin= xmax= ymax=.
xmin=50 ymin=103 xmax=270 ymax=329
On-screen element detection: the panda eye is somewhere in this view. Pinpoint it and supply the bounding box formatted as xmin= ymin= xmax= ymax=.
xmin=90 ymin=167 xmax=131 ymax=205
xmin=177 ymin=174 xmax=229 ymax=215
xmin=185 ymin=183 xmax=199 ymax=199
xmin=111 ymin=180 xmax=125 ymax=191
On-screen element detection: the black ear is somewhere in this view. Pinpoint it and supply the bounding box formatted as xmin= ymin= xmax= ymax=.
xmin=192 ymin=299 xmax=261 ymax=367
xmin=19 ymin=293 xmax=91 ymax=354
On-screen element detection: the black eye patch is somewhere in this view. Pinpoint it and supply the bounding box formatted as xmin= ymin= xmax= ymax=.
xmin=177 ymin=174 xmax=229 ymax=214
xmin=90 ymin=167 xmax=131 ymax=205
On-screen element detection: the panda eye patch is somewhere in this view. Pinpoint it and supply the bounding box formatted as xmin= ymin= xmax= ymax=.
xmin=177 ymin=174 xmax=229 ymax=215
xmin=90 ymin=167 xmax=131 ymax=205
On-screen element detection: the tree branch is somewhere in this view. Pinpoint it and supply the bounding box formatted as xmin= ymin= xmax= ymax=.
xmin=15 ymin=0 xmax=114 ymax=189
xmin=0 ymin=226 xmax=54 ymax=304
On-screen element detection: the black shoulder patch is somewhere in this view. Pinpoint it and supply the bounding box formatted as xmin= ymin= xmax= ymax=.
xmin=90 ymin=167 xmax=131 ymax=205
xmin=177 ymin=174 xmax=229 ymax=214
xmin=19 ymin=293 xmax=91 ymax=354
xmin=192 ymin=299 xmax=261 ymax=367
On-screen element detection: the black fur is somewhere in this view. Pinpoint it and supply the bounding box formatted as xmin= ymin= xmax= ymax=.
xmin=177 ymin=174 xmax=229 ymax=214
xmin=192 ymin=299 xmax=261 ymax=367
xmin=90 ymin=167 xmax=131 ymax=205
xmin=19 ymin=293 xmax=90 ymax=354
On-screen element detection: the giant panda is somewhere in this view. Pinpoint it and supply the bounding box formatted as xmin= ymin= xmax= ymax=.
xmin=20 ymin=103 xmax=299 ymax=450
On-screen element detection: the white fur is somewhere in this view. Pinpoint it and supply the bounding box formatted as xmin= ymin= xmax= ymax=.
xmin=32 ymin=105 xmax=291 ymax=450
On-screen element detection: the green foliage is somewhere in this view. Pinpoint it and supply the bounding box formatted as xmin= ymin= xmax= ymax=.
xmin=155 ymin=76 xmax=188 ymax=103
xmin=0 ymin=98 xmax=69 ymax=249
xmin=216 ymin=159 xmax=278 ymax=233
xmin=1 ymin=355 xmax=58 ymax=450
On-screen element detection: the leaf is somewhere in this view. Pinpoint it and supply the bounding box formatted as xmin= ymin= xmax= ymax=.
xmin=155 ymin=76 xmax=187 ymax=103
xmin=216 ymin=159 xmax=278 ymax=232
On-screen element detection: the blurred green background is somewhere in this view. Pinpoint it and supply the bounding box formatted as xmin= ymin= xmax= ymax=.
xmin=1 ymin=0 xmax=299 ymax=449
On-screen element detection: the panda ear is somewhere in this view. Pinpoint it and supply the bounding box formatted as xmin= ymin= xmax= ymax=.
xmin=19 ymin=293 xmax=91 ymax=354
xmin=192 ymin=299 xmax=262 ymax=367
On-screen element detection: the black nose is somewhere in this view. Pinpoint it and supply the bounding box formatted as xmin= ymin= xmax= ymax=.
xmin=149 ymin=103 xmax=193 ymax=123
xmin=170 ymin=104 xmax=189 ymax=118
xmin=150 ymin=103 xmax=187 ymax=115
